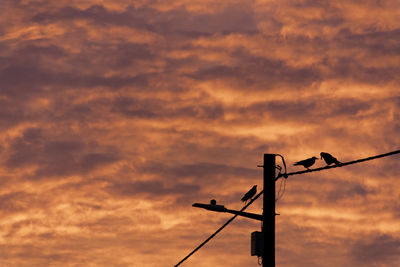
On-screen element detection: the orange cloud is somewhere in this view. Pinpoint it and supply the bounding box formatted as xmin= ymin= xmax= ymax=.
xmin=1 ymin=1 xmax=399 ymax=266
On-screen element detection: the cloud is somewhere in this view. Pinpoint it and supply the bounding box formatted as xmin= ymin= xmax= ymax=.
xmin=5 ymin=127 xmax=120 ymax=178
xmin=187 ymin=54 xmax=322 ymax=90
xmin=351 ymin=234 xmax=400 ymax=265
xmin=106 ymin=180 xmax=200 ymax=197
xmin=31 ymin=4 xmax=259 ymax=36
xmin=325 ymin=181 xmax=371 ymax=202
xmin=0 ymin=191 xmax=34 ymax=213
xmin=1 ymin=0 xmax=399 ymax=266
xmin=137 ymin=161 xmax=258 ymax=182
xmin=232 ymin=97 xmax=372 ymax=123
xmin=111 ymin=96 xmax=225 ymax=120
xmin=0 ymin=62 xmax=148 ymax=93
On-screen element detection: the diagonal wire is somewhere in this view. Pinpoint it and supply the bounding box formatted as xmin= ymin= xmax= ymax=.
xmin=174 ymin=189 xmax=264 ymax=267
xmin=276 ymin=149 xmax=400 ymax=180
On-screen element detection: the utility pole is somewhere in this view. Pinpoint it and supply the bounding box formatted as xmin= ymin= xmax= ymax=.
xmin=192 ymin=154 xmax=277 ymax=266
xmin=176 ymin=149 xmax=400 ymax=267
xmin=263 ymin=154 xmax=276 ymax=267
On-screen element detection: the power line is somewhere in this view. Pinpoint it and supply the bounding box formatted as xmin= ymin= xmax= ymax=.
xmin=276 ymin=149 xmax=400 ymax=180
xmin=174 ymin=189 xmax=265 ymax=267
xmin=175 ymin=149 xmax=400 ymax=266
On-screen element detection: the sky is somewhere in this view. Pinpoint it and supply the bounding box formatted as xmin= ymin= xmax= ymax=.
xmin=1 ymin=0 xmax=400 ymax=266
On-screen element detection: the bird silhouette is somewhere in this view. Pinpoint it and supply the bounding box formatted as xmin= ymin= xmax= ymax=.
xmin=241 ymin=185 xmax=257 ymax=203
xmin=293 ymin=156 xmax=318 ymax=170
xmin=320 ymin=152 xmax=341 ymax=166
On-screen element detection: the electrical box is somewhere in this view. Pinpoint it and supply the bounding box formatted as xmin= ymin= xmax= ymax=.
xmin=251 ymin=231 xmax=264 ymax=256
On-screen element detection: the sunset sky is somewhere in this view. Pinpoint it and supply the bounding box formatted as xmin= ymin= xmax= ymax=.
xmin=1 ymin=0 xmax=400 ymax=266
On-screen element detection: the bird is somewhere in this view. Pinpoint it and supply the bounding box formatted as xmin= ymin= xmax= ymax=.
xmin=320 ymin=152 xmax=341 ymax=166
xmin=293 ymin=156 xmax=318 ymax=170
xmin=241 ymin=185 xmax=257 ymax=203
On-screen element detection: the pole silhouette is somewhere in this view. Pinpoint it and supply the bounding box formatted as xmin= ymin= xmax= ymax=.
xmin=263 ymin=154 xmax=276 ymax=267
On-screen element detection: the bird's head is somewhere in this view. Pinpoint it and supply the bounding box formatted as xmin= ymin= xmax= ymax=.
xmin=320 ymin=152 xmax=326 ymax=159
xmin=254 ymin=185 xmax=257 ymax=188
xmin=313 ymin=156 xmax=318 ymax=160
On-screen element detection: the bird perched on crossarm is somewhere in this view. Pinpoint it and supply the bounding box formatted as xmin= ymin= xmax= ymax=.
xmin=241 ymin=185 xmax=257 ymax=203
xmin=293 ymin=156 xmax=318 ymax=170
xmin=320 ymin=152 xmax=341 ymax=166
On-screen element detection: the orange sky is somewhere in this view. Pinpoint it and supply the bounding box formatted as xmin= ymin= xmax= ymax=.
xmin=1 ymin=0 xmax=400 ymax=266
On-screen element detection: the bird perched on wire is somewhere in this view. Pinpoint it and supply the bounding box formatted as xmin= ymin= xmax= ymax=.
xmin=241 ymin=185 xmax=257 ymax=203
xmin=320 ymin=152 xmax=341 ymax=166
xmin=293 ymin=156 xmax=318 ymax=170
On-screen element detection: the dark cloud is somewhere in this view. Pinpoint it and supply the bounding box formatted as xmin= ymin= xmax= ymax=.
xmin=188 ymin=55 xmax=321 ymax=89
xmin=111 ymin=97 xmax=158 ymax=118
xmin=137 ymin=161 xmax=258 ymax=181
xmin=275 ymin=174 xmax=378 ymax=212
xmin=79 ymin=153 xmax=120 ymax=173
xmin=0 ymin=64 xmax=48 ymax=96
xmin=18 ymin=44 xmax=67 ymax=59
xmin=31 ymin=4 xmax=258 ymax=36
xmin=325 ymin=182 xmax=370 ymax=202
xmin=0 ymin=63 xmax=148 ymax=93
xmin=337 ymin=28 xmax=400 ymax=57
xmin=208 ymin=45 xmax=400 ymax=90
xmin=231 ymin=97 xmax=372 ymax=123
xmin=107 ymin=42 xmax=154 ymax=69
xmin=106 ymin=180 xmax=200 ymax=197
xmin=393 ymin=195 xmax=400 ymax=219
xmin=276 ymin=219 xmax=351 ymax=267
xmin=111 ymin=96 xmax=225 ymax=120
xmin=31 ymin=5 xmax=127 ymax=24
xmin=6 ymin=131 xmax=82 ymax=168
xmin=0 ymin=99 xmax=27 ymax=129
xmin=351 ymin=234 xmax=400 ymax=265
xmin=325 ymin=57 xmax=400 ymax=85
xmin=0 ymin=43 xmax=150 ymax=106
xmin=5 ymin=127 xmax=120 ymax=178
xmin=0 ymin=191 xmax=34 ymax=212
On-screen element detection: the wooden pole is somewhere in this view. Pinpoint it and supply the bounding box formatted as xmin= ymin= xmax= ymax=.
xmin=263 ymin=154 xmax=276 ymax=267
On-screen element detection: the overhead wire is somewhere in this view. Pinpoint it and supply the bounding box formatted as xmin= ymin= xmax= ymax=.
xmin=276 ymin=149 xmax=400 ymax=180
xmin=275 ymin=177 xmax=283 ymax=202
xmin=276 ymin=178 xmax=287 ymax=203
xmin=275 ymin=153 xmax=288 ymax=203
